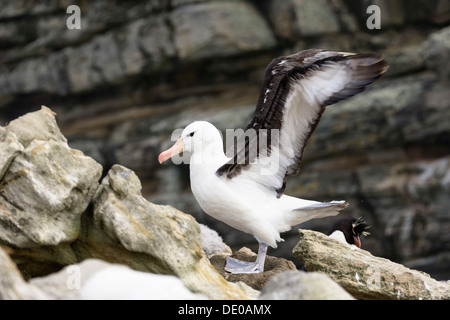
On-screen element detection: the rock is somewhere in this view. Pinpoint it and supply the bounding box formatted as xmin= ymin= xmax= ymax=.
xmin=384 ymin=44 xmax=424 ymax=77
xmin=74 ymin=164 xmax=253 ymax=300
xmin=259 ymin=270 xmax=355 ymax=300
xmin=355 ymin=156 xmax=450 ymax=259
xmin=366 ymin=0 xmax=406 ymax=27
xmin=0 ymin=107 xmax=255 ymax=300
xmin=293 ymin=229 xmax=450 ymax=300
xmin=0 ymin=1 xmax=83 ymax=20
xmin=0 ymin=106 xmax=102 ymax=248
xmin=0 ymin=0 xmax=275 ymax=96
xmin=118 ymin=16 xmax=176 ymax=76
xmin=0 ymin=246 xmax=48 ymax=300
xmin=345 ymin=0 xmax=450 ymax=28
xmin=268 ymin=0 xmax=341 ymax=40
xmin=4 ymin=105 xmax=66 ymax=147
xmin=209 ymin=247 xmax=297 ymax=291
xmin=0 ymin=126 xmax=22 ymax=179
xmin=421 ymin=26 xmax=450 ymax=79
xmin=171 ymin=1 xmax=276 ymax=60
xmin=66 ymin=33 xmax=123 ymax=92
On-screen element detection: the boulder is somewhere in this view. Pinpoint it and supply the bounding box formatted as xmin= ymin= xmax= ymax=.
xmin=421 ymin=26 xmax=450 ymax=79
xmin=119 ymin=16 xmax=176 ymax=76
xmin=171 ymin=1 xmax=276 ymax=60
xmin=259 ymin=270 xmax=354 ymax=300
xmin=293 ymin=229 xmax=450 ymax=299
xmin=75 ymin=164 xmax=253 ymax=299
xmin=268 ymin=0 xmax=341 ymax=39
xmin=0 ymin=246 xmax=48 ymax=300
xmin=0 ymin=126 xmax=22 ymax=179
xmin=0 ymin=106 xmax=102 ymax=248
xmin=0 ymin=107 xmax=256 ymax=300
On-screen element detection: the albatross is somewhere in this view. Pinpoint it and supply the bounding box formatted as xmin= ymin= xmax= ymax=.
xmin=158 ymin=49 xmax=388 ymax=274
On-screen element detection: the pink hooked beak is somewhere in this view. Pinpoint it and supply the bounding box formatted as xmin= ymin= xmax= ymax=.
xmin=158 ymin=137 xmax=184 ymax=164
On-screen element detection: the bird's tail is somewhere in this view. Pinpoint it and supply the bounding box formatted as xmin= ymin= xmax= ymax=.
xmin=285 ymin=200 xmax=349 ymax=227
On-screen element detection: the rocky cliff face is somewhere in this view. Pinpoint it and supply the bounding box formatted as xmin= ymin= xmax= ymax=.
xmin=293 ymin=229 xmax=450 ymax=300
xmin=0 ymin=107 xmax=256 ymax=299
xmin=0 ymin=0 xmax=449 ymax=280
xmin=1 ymin=107 xmax=448 ymax=300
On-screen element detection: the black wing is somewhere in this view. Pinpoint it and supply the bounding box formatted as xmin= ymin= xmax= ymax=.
xmin=216 ymin=49 xmax=388 ymax=197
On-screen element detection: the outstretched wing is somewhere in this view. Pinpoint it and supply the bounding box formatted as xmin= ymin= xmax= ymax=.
xmin=216 ymin=49 xmax=388 ymax=197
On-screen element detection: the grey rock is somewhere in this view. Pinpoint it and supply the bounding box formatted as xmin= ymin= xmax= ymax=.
xmin=268 ymin=0 xmax=340 ymax=39
xmin=118 ymin=16 xmax=176 ymax=76
xmin=421 ymin=26 xmax=450 ymax=79
xmin=172 ymin=0 xmax=215 ymax=7
xmin=356 ymin=156 xmax=450 ymax=260
xmin=0 ymin=0 xmax=64 ymax=19
xmin=0 ymin=107 xmax=255 ymax=299
xmin=1 ymin=48 xmax=71 ymax=94
xmin=65 ymin=33 xmax=123 ymax=93
xmin=0 ymin=10 xmax=175 ymax=96
xmin=369 ymin=0 xmax=406 ymax=27
xmin=171 ymin=1 xmax=276 ymax=60
xmin=77 ymin=163 xmax=252 ymax=299
xmin=293 ymin=229 xmax=450 ymax=300
xmin=0 ymin=127 xmax=22 ymax=180
xmin=384 ymin=44 xmax=424 ymax=77
xmin=5 ymin=105 xmax=67 ymax=147
xmin=0 ymin=246 xmax=48 ymax=300
xmin=0 ymin=106 xmax=102 ymax=247
xmin=259 ymin=270 xmax=354 ymax=300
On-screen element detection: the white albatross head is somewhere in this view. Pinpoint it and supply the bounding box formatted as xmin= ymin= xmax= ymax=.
xmin=158 ymin=121 xmax=225 ymax=165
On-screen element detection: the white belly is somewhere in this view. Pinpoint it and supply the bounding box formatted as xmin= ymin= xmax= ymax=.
xmin=189 ymin=165 xmax=287 ymax=247
xmin=191 ymin=173 xmax=253 ymax=233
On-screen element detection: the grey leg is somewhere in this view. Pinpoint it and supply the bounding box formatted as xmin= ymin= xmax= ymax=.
xmin=224 ymin=242 xmax=268 ymax=274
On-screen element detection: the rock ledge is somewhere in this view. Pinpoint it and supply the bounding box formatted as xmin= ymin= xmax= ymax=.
xmin=293 ymin=229 xmax=450 ymax=300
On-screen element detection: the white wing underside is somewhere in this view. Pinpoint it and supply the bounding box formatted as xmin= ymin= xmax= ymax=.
xmin=236 ymin=62 xmax=353 ymax=193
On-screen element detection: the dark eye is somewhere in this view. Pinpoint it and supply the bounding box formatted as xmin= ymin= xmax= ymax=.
xmin=189 ymin=131 xmax=195 ymax=137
